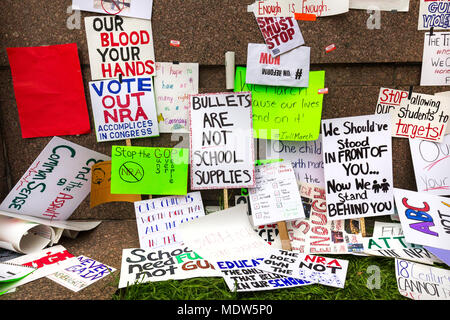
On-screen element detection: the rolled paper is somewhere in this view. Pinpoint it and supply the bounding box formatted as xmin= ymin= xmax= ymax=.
xmin=225 ymin=51 xmax=235 ymax=90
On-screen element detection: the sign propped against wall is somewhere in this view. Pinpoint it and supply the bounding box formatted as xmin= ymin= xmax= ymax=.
xmin=246 ymin=43 xmax=310 ymax=88
xmin=189 ymin=92 xmax=255 ymax=190
xmin=394 ymin=188 xmax=450 ymax=251
xmin=419 ymin=0 xmax=450 ymax=30
xmin=72 ymin=0 xmax=153 ymax=20
xmin=322 ymin=114 xmax=394 ymax=221
xmin=255 ymin=16 xmax=304 ymax=57
xmin=85 ymin=16 xmax=155 ymax=80
xmin=350 ymin=0 xmax=409 ymax=11
xmin=154 ymin=62 xmax=199 ymax=133
xmin=421 ymin=32 xmax=450 ymax=86
xmin=235 ymin=67 xmax=325 ymax=141
xmin=249 ymin=0 xmax=349 ymax=17
xmin=409 ymin=136 xmax=450 ymax=196
xmin=89 ymin=76 xmax=159 ymax=142
xmin=0 ymin=137 xmax=110 ymax=221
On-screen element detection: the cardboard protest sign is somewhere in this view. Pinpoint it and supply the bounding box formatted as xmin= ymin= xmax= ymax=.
xmin=395 ymin=259 xmax=450 ymax=300
xmin=189 ymin=92 xmax=255 ymax=190
xmin=72 ymin=0 xmax=153 ymax=20
xmin=90 ymin=161 xmax=141 ymax=208
xmin=0 ymin=137 xmax=110 ymax=221
xmin=419 ymin=0 xmax=450 ymax=30
xmin=110 ymin=145 xmax=189 ymax=195
xmin=47 ymin=255 xmax=116 ymax=292
xmin=375 ymin=87 xmax=409 ymax=116
xmin=85 ymin=16 xmax=155 ymax=80
xmin=255 ymin=16 xmax=304 ymax=57
xmin=6 ymin=43 xmax=91 ymax=139
xmin=118 ymin=246 xmax=220 ymax=288
xmin=249 ymin=0 xmax=349 ymax=17
xmin=89 ymin=76 xmax=159 ymax=142
xmin=154 ymin=62 xmax=199 ymax=133
xmin=248 ymin=162 xmax=305 ymax=226
xmin=246 ymin=43 xmax=310 ymax=88
xmin=257 ymin=249 xmax=349 ymax=288
xmin=266 ymin=136 xmax=324 ymax=187
xmin=349 ymin=0 xmax=409 ymax=11
xmin=322 ymin=114 xmax=394 ymax=220
xmin=216 ymin=257 xmax=312 ymax=292
xmin=391 ymin=93 xmax=449 ymax=142
xmin=394 ymin=188 xmax=450 ymax=250
xmin=178 ymin=205 xmax=272 ymax=263
xmin=409 ymin=136 xmax=450 ymax=196
xmin=134 ymin=192 xmax=205 ymax=249
xmin=421 ymin=32 xmax=450 ymax=86
xmin=235 ymin=66 xmax=325 ymax=141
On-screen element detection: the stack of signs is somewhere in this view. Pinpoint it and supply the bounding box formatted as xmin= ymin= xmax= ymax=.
xmin=421 ymin=32 xmax=450 ymax=86
xmin=89 ymin=76 xmax=159 ymax=142
xmin=248 ymin=161 xmax=305 ymax=226
xmin=322 ymin=114 xmax=394 ymax=220
xmin=409 ymin=136 xmax=450 ymax=195
xmin=189 ymin=92 xmax=255 ymax=190
xmin=85 ymin=16 xmax=155 ymax=80
xmin=246 ymin=43 xmax=310 ymax=88
xmin=375 ymin=87 xmax=409 ymax=116
xmin=255 ymin=17 xmax=304 ymax=57
xmin=394 ymin=188 xmax=450 ymax=251
xmin=418 ymin=0 xmax=450 ymax=30
xmin=395 ymin=259 xmax=450 ymax=300
xmin=154 ymin=62 xmax=199 ymax=133
xmin=111 ymin=145 xmax=189 ymax=195
xmin=257 ymin=249 xmax=349 ymax=288
xmin=118 ymin=246 xmax=220 ymax=288
xmin=72 ymin=0 xmax=153 ymax=20
xmin=0 ymin=137 xmax=110 ymax=221
xmin=134 ymin=192 xmax=205 ymax=249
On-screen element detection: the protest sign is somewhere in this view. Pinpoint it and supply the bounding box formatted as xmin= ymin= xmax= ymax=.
xmin=134 ymin=192 xmax=205 ymax=249
xmin=372 ymin=221 xmax=403 ymax=237
xmin=322 ymin=114 xmax=394 ymax=220
xmin=255 ymin=16 xmax=304 ymax=57
xmin=0 ymin=137 xmax=110 ymax=221
xmin=216 ymin=257 xmax=311 ymax=292
xmin=246 ymin=43 xmax=310 ymax=88
xmin=434 ymin=91 xmax=450 ymax=134
xmin=235 ymin=66 xmax=325 ymax=141
xmin=90 ymin=161 xmax=141 ymax=208
xmin=350 ymin=0 xmax=409 ymax=11
xmin=249 ymin=0 xmax=349 ymax=17
xmin=118 ymin=246 xmax=220 ymax=288
xmin=409 ymin=136 xmax=450 ymax=196
xmin=248 ymin=162 xmax=305 ymax=226
xmin=47 ymin=255 xmax=115 ymax=292
xmin=266 ymin=136 xmax=324 ymax=187
xmin=85 ymin=16 xmax=155 ymax=80
xmin=7 ymin=43 xmax=90 ymax=139
xmin=395 ymin=259 xmax=450 ymax=300
xmin=421 ymin=32 xmax=450 ymax=86
xmin=391 ymin=92 xmax=449 ymax=142
xmin=394 ymin=188 xmax=450 ymax=250
xmin=178 ymin=205 xmax=272 ymax=263
xmin=154 ymin=62 xmax=199 ymax=133
xmin=424 ymin=246 xmax=450 ymax=266
xmin=0 ymin=263 xmax=35 ymax=283
xmin=189 ymin=92 xmax=255 ymax=190
xmin=419 ymin=0 xmax=450 ymax=30
xmin=374 ymin=87 xmax=409 ymax=116
xmin=257 ymin=249 xmax=349 ymax=288
xmin=72 ymin=0 xmax=153 ymax=20
xmin=89 ymin=76 xmax=159 ymax=142
xmin=110 ymin=145 xmax=189 ymax=195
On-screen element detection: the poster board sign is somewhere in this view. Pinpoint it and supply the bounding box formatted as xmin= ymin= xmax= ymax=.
xmin=0 ymin=137 xmax=110 ymax=221
xmin=189 ymin=92 xmax=255 ymax=190
xmin=374 ymin=87 xmax=409 ymax=116
xmin=0 ymin=263 xmax=35 ymax=283
xmin=322 ymin=114 xmax=394 ymax=220
xmin=409 ymin=136 xmax=450 ymax=196
xmin=434 ymin=91 xmax=450 ymax=135
xmin=395 ymin=259 xmax=450 ymax=300
xmin=72 ymin=0 xmax=153 ymax=20
xmin=421 ymin=32 xmax=450 ymax=86
xmin=394 ymin=188 xmax=450 ymax=250
xmin=255 ymin=16 xmax=304 ymax=57
xmin=424 ymin=246 xmax=450 ymax=266
xmin=235 ymin=66 xmax=325 ymax=141
xmin=249 ymin=161 xmax=305 ymax=226
xmin=89 ymin=76 xmax=159 ymax=142
xmin=118 ymin=246 xmax=220 ymax=288
xmin=154 ymin=62 xmax=199 ymax=133
xmin=249 ymin=0 xmax=349 ymax=17
xmin=85 ymin=16 xmax=155 ymax=80
xmin=110 ymin=145 xmax=189 ymax=195
xmin=134 ymin=192 xmax=205 ymax=249
xmin=418 ymin=0 xmax=450 ymax=30
xmin=246 ymin=43 xmax=310 ymax=88
xmin=349 ymin=0 xmax=409 ymax=11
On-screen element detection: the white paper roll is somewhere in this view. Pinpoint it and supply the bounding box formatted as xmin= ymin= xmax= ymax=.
xmin=225 ymin=51 xmax=235 ymax=90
